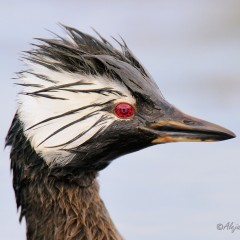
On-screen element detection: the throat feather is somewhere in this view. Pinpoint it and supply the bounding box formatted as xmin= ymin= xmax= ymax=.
xmin=23 ymin=172 xmax=122 ymax=240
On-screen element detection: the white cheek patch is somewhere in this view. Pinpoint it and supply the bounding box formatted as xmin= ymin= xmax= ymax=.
xmin=18 ymin=64 xmax=135 ymax=167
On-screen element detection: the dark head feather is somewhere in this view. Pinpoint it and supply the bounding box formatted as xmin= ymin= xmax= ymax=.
xmin=8 ymin=25 xmax=167 ymax=171
xmin=25 ymin=25 xmax=162 ymax=102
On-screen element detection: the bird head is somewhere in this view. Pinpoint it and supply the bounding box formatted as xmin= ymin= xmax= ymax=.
xmin=17 ymin=26 xmax=235 ymax=171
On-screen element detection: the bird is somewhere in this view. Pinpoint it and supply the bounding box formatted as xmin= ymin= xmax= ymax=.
xmin=6 ymin=25 xmax=235 ymax=240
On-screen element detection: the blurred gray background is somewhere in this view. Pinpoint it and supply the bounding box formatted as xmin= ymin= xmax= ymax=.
xmin=0 ymin=1 xmax=239 ymax=239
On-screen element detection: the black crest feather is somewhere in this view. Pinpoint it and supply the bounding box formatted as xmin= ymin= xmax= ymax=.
xmin=26 ymin=24 xmax=148 ymax=78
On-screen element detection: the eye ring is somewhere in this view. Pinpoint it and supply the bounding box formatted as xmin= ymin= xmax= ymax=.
xmin=114 ymin=103 xmax=135 ymax=119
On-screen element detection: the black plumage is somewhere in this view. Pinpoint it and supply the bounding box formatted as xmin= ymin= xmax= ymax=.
xmin=6 ymin=25 xmax=235 ymax=240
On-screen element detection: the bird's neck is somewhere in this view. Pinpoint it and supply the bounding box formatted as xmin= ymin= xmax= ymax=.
xmin=23 ymin=172 xmax=122 ymax=240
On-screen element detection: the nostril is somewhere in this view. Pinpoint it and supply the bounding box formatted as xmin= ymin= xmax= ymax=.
xmin=183 ymin=119 xmax=197 ymax=126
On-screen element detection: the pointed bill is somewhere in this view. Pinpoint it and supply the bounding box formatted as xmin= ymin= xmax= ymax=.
xmin=143 ymin=107 xmax=236 ymax=144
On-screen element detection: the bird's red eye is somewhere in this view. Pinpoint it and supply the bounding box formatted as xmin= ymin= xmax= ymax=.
xmin=114 ymin=103 xmax=134 ymax=119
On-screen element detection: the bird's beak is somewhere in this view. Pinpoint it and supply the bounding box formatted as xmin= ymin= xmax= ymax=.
xmin=141 ymin=106 xmax=236 ymax=144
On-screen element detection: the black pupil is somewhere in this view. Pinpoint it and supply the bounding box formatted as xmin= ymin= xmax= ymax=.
xmin=121 ymin=107 xmax=128 ymax=114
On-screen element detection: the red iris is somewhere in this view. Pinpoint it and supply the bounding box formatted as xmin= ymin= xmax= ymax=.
xmin=115 ymin=103 xmax=134 ymax=119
